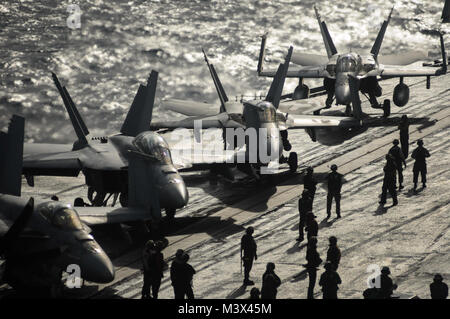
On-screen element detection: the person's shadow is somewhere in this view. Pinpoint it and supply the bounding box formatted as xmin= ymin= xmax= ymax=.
xmin=226 ymin=284 xmax=248 ymax=299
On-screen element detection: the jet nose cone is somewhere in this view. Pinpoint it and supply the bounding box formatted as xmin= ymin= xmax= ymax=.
xmin=335 ymin=84 xmax=351 ymax=105
xmin=161 ymin=179 xmax=189 ymax=209
xmin=79 ymin=243 xmax=115 ymax=283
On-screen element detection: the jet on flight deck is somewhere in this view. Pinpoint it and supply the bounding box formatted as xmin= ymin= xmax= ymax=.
xmin=258 ymin=5 xmax=447 ymax=119
xmin=22 ymin=71 xmax=188 ymax=218
xmin=150 ymin=47 xmax=370 ymax=176
xmin=0 ymin=115 xmax=115 ymax=294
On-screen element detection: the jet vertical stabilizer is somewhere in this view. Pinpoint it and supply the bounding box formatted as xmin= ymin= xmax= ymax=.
xmin=371 ymin=7 xmax=394 ymax=58
xmin=202 ymin=49 xmax=229 ymax=113
xmin=52 ymin=73 xmax=89 ymax=147
xmin=314 ymin=5 xmax=338 ymax=58
xmin=121 ymin=71 xmax=158 ymax=137
xmin=0 ymin=115 xmax=24 ymax=196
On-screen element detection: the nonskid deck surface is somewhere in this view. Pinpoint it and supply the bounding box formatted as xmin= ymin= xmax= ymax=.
xmin=17 ymin=74 xmax=450 ymax=299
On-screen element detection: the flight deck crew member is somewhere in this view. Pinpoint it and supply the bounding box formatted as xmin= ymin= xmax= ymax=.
xmin=326 ymin=164 xmax=343 ymax=218
xmin=305 ymin=237 xmax=322 ymax=299
xmin=297 ymin=189 xmax=313 ymax=242
xmin=305 ymin=212 xmax=318 ymax=242
xmin=181 ymin=253 xmax=196 ymax=299
xmin=326 ymin=236 xmax=341 ymax=271
xmin=411 ymin=139 xmax=430 ymax=191
xmin=380 ymin=154 xmax=398 ymax=206
xmin=261 ymin=262 xmax=281 ymax=299
xmin=388 ymin=139 xmax=406 ymax=189
xmin=141 ymin=240 xmax=165 ymax=299
xmin=430 ymin=274 xmax=448 ymax=299
xmin=398 ymin=115 xmax=410 ymax=158
xmin=378 ymin=266 xmax=397 ymax=299
xmin=241 ymin=227 xmax=257 ymax=286
xmin=319 ymin=261 xmax=342 ymax=299
xmin=304 ymin=167 xmax=317 ymax=202
xmin=170 ymin=249 xmax=186 ymax=299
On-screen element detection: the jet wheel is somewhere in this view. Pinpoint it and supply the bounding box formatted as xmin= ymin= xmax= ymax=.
xmin=288 ymin=152 xmax=298 ymax=173
xmin=119 ymin=191 xmax=128 ymax=207
xmin=166 ymin=208 xmax=176 ymax=219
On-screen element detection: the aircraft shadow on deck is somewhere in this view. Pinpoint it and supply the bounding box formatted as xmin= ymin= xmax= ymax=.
xmin=313 ymin=110 xmax=434 ymax=146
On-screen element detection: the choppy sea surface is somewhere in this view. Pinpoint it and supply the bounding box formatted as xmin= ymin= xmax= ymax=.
xmin=0 ymin=0 xmax=448 ymax=142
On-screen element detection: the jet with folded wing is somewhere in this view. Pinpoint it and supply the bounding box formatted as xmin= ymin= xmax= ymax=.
xmin=151 ymin=47 xmax=367 ymax=175
xmin=22 ymin=71 xmax=188 ymax=218
xmin=258 ymin=5 xmax=447 ymax=119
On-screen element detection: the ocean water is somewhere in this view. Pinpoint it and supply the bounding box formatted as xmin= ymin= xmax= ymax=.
xmin=0 ymin=0 xmax=447 ymax=142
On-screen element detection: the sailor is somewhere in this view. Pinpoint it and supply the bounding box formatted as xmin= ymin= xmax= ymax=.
xmin=398 ymin=115 xmax=410 ymax=158
xmin=378 ymin=266 xmax=397 ymax=299
xmin=303 ymin=167 xmax=317 ymax=202
xmin=326 ymin=236 xmax=341 ymax=271
xmin=170 ymin=249 xmax=186 ymax=299
xmin=326 ymin=164 xmax=343 ymax=218
xmin=388 ymin=139 xmax=406 ymax=189
xmin=430 ymin=274 xmax=448 ymax=299
xmin=261 ymin=262 xmax=281 ymax=299
xmin=241 ymin=227 xmax=257 ymax=286
xmin=379 ymin=154 xmax=398 ymax=206
xmin=297 ymin=189 xmax=313 ymax=242
xmin=304 ymin=237 xmax=322 ymax=299
xmin=181 ymin=253 xmax=196 ymax=299
xmin=305 ymin=212 xmax=319 ymax=242
xmin=141 ymin=240 xmax=165 ymax=299
xmin=249 ymin=287 xmax=261 ymax=299
xmin=411 ymin=139 xmax=430 ymax=191
xmin=319 ymin=261 xmax=342 ymax=299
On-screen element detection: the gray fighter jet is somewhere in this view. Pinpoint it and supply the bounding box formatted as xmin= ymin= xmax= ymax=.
xmin=150 ymin=47 xmax=367 ymax=175
xmin=0 ymin=115 xmax=114 ymax=294
xmin=258 ymin=6 xmax=447 ymax=119
xmin=22 ymin=71 xmax=188 ymax=218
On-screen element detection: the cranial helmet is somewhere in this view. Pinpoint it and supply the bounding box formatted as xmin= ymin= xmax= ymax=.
xmin=393 ymin=139 xmax=399 ymax=145
xmin=331 ymin=164 xmax=338 ymax=171
xmin=417 ymin=139 xmax=424 ymax=146
xmin=246 ymin=226 xmax=254 ymax=235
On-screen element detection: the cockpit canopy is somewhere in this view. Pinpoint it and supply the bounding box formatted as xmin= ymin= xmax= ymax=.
xmin=336 ymin=54 xmax=361 ymax=73
xmin=132 ymin=131 xmax=173 ymax=165
xmin=256 ymin=101 xmax=276 ymax=123
xmin=38 ymin=203 xmax=83 ymax=231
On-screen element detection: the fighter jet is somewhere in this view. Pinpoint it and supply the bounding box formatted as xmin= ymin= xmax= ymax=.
xmin=22 ymin=71 xmax=188 ymax=218
xmin=258 ymin=6 xmax=447 ymax=119
xmin=0 ymin=115 xmax=114 ymax=294
xmin=150 ymin=47 xmax=367 ymax=175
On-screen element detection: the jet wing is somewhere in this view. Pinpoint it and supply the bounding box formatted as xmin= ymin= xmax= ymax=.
xmin=259 ymin=65 xmax=328 ymax=78
xmin=162 ymin=98 xmax=218 ymax=116
xmin=76 ymin=206 xmax=152 ymax=225
xmin=23 ymin=143 xmax=82 ymax=176
xmin=285 ymin=114 xmax=361 ymax=129
xmin=291 ymin=52 xmax=329 ymax=66
xmin=380 ymin=65 xmax=445 ymax=78
xmin=377 ymin=51 xmax=429 ymax=66
xmin=150 ymin=112 xmax=244 ymax=130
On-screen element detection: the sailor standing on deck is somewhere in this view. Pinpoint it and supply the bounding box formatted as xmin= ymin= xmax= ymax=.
xmin=326 ymin=165 xmax=343 ymax=219
xmin=388 ymin=139 xmax=407 ymax=189
xmin=398 ymin=115 xmax=410 ymax=158
xmin=411 ymin=139 xmax=431 ymax=191
xmin=241 ymin=227 xmax=257 ymax=286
